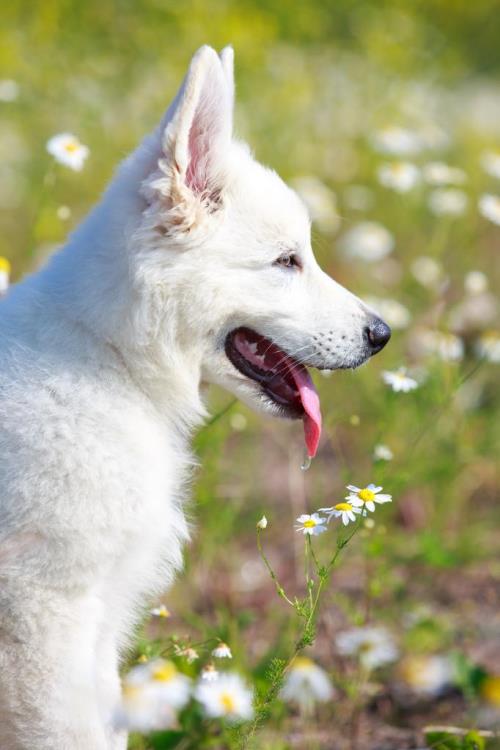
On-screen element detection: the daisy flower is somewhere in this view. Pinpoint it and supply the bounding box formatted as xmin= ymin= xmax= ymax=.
xmin=376 ymin=161 xmax=420 ymax=192
xmin=336 ymin=626 xmax=398 ymax=669
xmin=339 ymin=222 xmax=394 ymax=262
xmin=428 ymin=188 xmax=468 ymax=216
xmin=319 ymin=502 xmax=361 ymax=526
xmin=116 ymin=659 xmax=191 ymax=730
xmin=410 ymin=256 xmax=442 ymax=289
xmin=150 ymin=604 xmax=171 ymax=618
xmin=481 ymin=675 xmax=500 ymax=706
xmin=399 ymin=655 xmax=453 ymax=696
xmin=280 ymin=657 xmax=334 ymax=714
xmin=212 ymin=642 xmax=232 ymax=659
xmin=417 ymin=330 xmax=464 ymax=362
xmin=174 ymin=645 xmax=199 ymax=663
xmin=194 ymin=672 xmax=253 ymax=722
xmin=479 ymin=194 xmax=500 ymax=225
xmin=295 ymin=513 xmax=327 ymax=536
xmin=0 ymin=257 xmax=11 ymax=295
xmin=201 ymin=663 xmax=219 ymax=682
xmin=475 ymin=331 xmax=500 ymax=363
xmin=371 ymin=126 xmax=423 ymax=157
xmin=46 ymin=132 xmax=89 ymax=171
xmin=256 ymin=515 xmax=268 ymax=529
xmin=381 ymin=367 xmax=418 ymax=393
xmin=480 ymin=150 xmax=500 ymax=180
xmin=422 ymin=162 xmax=466 ymax=186
xmin=116 ymin=682 xmax=177 ymax=731
xmin=0 ymin=79 xmax=19 ymax=102
xmin=373 ymin=444 xmax=394 ymax=462
xmin=346 ymin=484 xmax=392 ymax=513
xmin=464 ymin=270 xmax=488 ymax=295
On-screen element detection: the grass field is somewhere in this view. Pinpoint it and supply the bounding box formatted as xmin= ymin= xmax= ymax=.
xmin=1 ymin=2 xmax=499 ymax=748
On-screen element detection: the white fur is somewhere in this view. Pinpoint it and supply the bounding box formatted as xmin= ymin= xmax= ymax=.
xmin=0 ymin=46 xmax=380 ymax=748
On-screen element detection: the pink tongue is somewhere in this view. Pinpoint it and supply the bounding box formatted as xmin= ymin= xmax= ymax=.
xmin=289 ymin=366 xmax=322 ymax=458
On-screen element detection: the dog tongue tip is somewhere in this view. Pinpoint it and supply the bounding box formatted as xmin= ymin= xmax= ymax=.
xmin=289 ymin=367 xmax=322 ymax=458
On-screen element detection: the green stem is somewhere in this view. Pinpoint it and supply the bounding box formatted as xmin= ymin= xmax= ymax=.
xmin=256 ymin=530 xmax=295 ymax=607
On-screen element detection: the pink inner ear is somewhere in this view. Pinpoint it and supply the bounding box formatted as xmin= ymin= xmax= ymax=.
xmin=186 ymin=117 xmax=208 ymax=194
xmin=184 ymin=83 xmax=228 ymax=197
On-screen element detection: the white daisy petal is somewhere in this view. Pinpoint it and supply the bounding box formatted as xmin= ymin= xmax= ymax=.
xmin=374 ymin=494 xmax=392 ymax=504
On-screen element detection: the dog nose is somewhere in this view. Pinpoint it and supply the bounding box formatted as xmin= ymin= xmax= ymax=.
xmin=365 ymin=317 xmax=391 ymax=353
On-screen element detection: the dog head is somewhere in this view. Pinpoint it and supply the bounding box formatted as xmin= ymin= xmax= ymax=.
xmin=133 ymin=46 xmax=390 ymax=452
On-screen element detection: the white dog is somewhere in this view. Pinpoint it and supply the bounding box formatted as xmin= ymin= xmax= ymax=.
xmin=0 ymin=46 xmax=390 ymax=749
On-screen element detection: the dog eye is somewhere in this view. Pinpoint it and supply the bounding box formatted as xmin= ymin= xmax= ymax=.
xmin=274 ymin=253 xmax=302 ymax=270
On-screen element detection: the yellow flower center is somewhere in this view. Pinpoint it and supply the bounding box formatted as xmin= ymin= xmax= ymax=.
xmin=335 ymin=502 xmax=352 ymax=511
xmin=64 ymin=141 xmax=79 ymax=153
xmin=0 ymin=257 xmax=11 ymax=273
xmin=294 ymin=657 xmax=314 ymax=670
xmin=481 ymin=676 xmax=500 ymax=706
xmin=358 ymin=488 xmax=375 ymax=503
xmin=303 ymin=519 xmax=317 ymax=528
xmin=152 ymin=662 xmax=177 ymax=682
xmin=220 ymin=692 xmax=236 ymax=713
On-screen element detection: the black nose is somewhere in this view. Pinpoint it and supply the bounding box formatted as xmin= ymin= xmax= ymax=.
xmin=365 ymin=317 xmax=391 ymax=353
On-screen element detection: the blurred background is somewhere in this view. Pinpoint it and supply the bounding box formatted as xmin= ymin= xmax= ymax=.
xmin=1 ymin=1 xmax=499 ymax=748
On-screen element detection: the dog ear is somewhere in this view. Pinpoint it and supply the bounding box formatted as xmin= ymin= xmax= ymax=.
xmin=157 ymin=45 xmax=233 ymax=204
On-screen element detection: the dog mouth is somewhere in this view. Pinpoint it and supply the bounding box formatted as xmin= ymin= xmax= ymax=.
xmin=225 ymin=327 xmax=322 ymax=458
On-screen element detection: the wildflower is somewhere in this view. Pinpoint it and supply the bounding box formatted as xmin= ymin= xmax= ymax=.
xmin=280 ymin=657 xmax=334 ymax=714
xmin=417 ymin=330 xmax=464 ymax=362
xmin=292 ymin=176 xmax=339 ymax=233
xmin=428 ymin=188 xmax=468 ymax=216
xmin=0 ymin=79 xmax=19 ymax=102
xmin=46 ymin=133 xmax=89 ymax=171
xmin=230 ymin=412 xmax=247 ymax=431
xmin=56 ymin=205 xmax=71 ymax=221
xmin=480 ymin=675 xmax=500 ymax=706
xmin=464 ymin=271 xmax=488 ymax=295
xmin=256 ymin=515 xmax=268 ymax=530
xmin=295 ymin=513 xmax=327 ymax=536
xmin=422 ymin=162 xmax=466 ymax=186
xmin=479 ymin=193 xmax=500 ymax=225
xmin=116 ymin=682 xmax=177 ymax=731
xmin=201 ymin=663 xmax=219 ymax=682
xmin=377 ymin=161 xmax=420 ymax=192
xmin=339 ymin=222 xmax=394 ymax=262
xmin=146 ymin=660 xmax=191 ymax=708
xmin=212 ymin=642 xmax=232 ymax=659
xmin=475 ymin=331 xmax=500 ymax=363
xmin=150 ymin=604 xmax=171 ymax=618
xmin=364 ymin=296 xmax=411 ymax=330
xmin=174 ymin=645 xmax=199 ymax=663
xmin=0 ymin=257 xmax=11 ymax=295
xmin=194 ymin=673 xmax=253 ymax=722
xmin=319 ymin=502 xmax=361 ymax=526
xmin=371 ymin=126 xmax=423 ymax=157
xmin=480 ymin=150 xmax=500 ymax=180
xmin=373 ymin=444 xmax=394 ymax=462
xmin=346 ymin=484 xmax=392 ymax=513
xmin=116 ymin=659 xmax=191 ymax=730
xmin=411 ymin=256 xmax=442 ymax=289
xmin=336 ymin=626 xmax=398 ymax=669
xmin=382 ymin=367 xmax=418 ymax=393
xmin=399 ymin=655 xmax=453 ymax=696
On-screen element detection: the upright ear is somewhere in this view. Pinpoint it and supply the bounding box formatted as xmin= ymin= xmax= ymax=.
xmin=151 ymin=45 xmax=234 ymax=209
